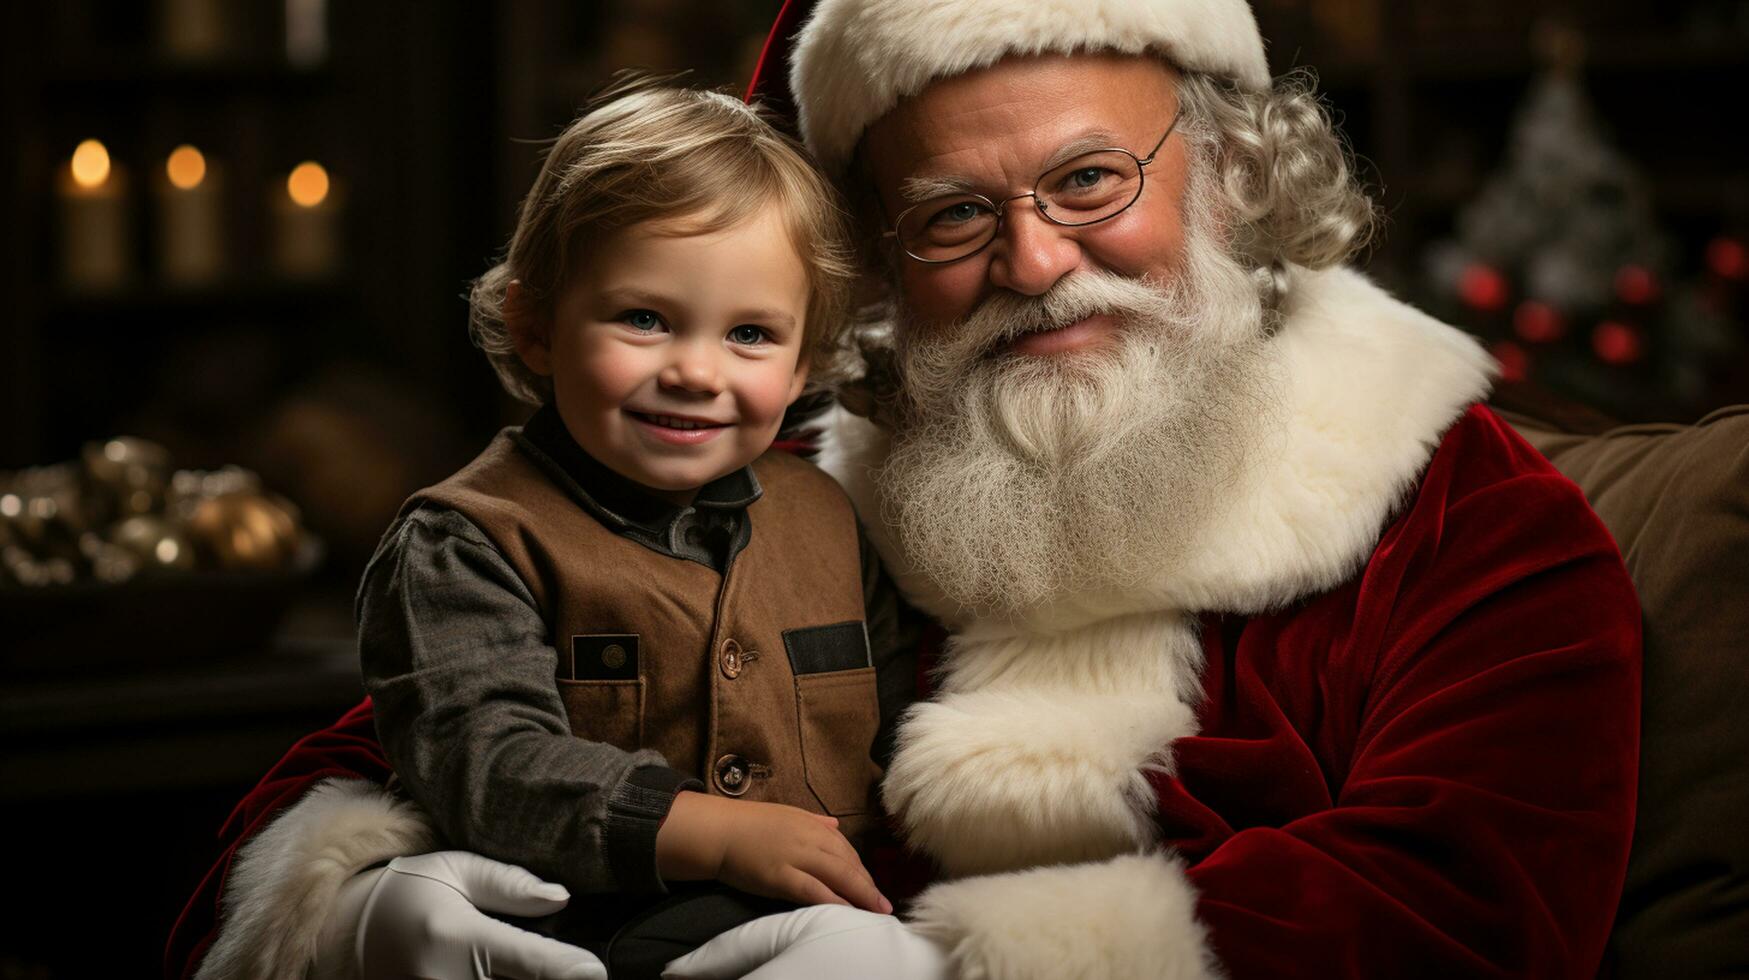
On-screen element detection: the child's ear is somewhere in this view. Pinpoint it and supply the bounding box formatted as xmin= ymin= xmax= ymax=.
xmin=787 ymin=358 xmax=811 ymax=404
xmin=504 ymin=280 xmax=553 ymax=377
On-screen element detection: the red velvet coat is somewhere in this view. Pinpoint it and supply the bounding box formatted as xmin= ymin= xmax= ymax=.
xmin=1173 ymin=405 xmax=1639 ymax=977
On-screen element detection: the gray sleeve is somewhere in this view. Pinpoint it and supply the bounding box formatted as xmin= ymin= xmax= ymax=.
xmin=859 ymin=524 xmax=920 ymax=770
xmin=359 ymin=506 xmax=701 ymax=896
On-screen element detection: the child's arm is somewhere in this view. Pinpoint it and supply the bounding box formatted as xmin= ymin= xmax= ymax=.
xmin=361 ymin=506 xmax=697 ymax=897
xmin=655 ymin=791 xmax=892 ymax=914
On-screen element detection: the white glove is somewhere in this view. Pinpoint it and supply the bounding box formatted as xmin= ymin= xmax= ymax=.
xmin=661 ymin=905 xmax=948 ymax=980
xmin=310 ymin=850 xmax=607 ymax=980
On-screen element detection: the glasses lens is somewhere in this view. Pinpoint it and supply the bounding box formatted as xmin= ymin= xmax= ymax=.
xmin=897 ymin=194 xmax=998 ymax=262
xmin=1037 ymin=150 xmax=1143 ymax=225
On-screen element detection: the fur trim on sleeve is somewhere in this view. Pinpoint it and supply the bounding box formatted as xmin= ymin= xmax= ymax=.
xmin=193 ymin=778 xmax=436 ymax=980
xmin=909 ymin=851 xmax=1222 ymax=980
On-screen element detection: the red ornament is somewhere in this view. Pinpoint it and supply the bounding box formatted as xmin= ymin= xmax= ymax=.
xmin=1490 ymin=339 xmax=1531 ymax=382
xmin=1512 ymin=300 xmax=1565 ymax=343
xmin=1707 ymin=236 xmax=1747 ymax=280
xmin=1459 ymin=264 xmax=1510 ymax=312
xmin=1591 ymin=321 xmax=1644 ymax=366
xmin=1613 ymin=265 xmax=1659 ymax=305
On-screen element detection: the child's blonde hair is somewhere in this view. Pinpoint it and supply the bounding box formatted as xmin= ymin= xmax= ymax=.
xmin=470 ymin=72 xmax=858 ymax=406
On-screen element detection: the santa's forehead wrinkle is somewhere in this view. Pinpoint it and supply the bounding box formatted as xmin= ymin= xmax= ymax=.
xmin=896 ymin=102 xmax=1104 ymax=190
xmin=882 ymin=57 xmax=1174 ymax=189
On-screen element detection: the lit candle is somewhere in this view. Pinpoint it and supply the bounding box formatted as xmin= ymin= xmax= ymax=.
xmin=56 ymin=139 xmax=132 ymax=290
xmin=155 ymin=144 xmax=225 ymax=284
xmin=285 ymin=0 xmax=329 ymax=67
xmin=270 ymin=161 xmax=341 ymax=280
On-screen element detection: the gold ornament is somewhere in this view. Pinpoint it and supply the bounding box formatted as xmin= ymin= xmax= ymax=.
xmin=82 ymin=437 xmax=172 ymax=522
xmin=109 ymin=515 xmax=198 ymax=573
xmin=183 ymin=490 xmax=303 ymax=572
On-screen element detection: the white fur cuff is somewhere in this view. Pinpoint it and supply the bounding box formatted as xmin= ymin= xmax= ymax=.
xmin=909 ymin=852 xmax=1222 ymax=980
xmin=193 ymin=778 xmax=436 ymax=980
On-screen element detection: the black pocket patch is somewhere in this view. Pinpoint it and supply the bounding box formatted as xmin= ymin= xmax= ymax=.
xmin=782 ymin=621 xmax=870 ymax=675
xmin=568 ymin=634 xmax=640 ymax=681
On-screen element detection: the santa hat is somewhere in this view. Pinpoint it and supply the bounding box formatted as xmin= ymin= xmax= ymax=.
xmin=748 ymin=0 xmax=1272 ymax=175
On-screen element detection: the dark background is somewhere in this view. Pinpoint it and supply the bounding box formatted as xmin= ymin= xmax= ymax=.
xmin=2 ymin=1 xmax=1746 ymax=977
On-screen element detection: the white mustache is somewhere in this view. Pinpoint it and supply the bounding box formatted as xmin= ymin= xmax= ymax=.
xmin=955 ymin=270 xmax=1180 ymax=353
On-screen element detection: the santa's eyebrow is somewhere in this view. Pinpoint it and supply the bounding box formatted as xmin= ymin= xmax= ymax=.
xmin=900 ymin=174 xmax=976 ymax=202
xmin=899 ymin=130 xmax=1130 ymax=202
xmin=1039 ymin=131 xmax=1127 ymax=171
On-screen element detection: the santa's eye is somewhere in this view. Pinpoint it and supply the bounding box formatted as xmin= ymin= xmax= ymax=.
xmin=928 ymin=199 xmax=992 ymax=227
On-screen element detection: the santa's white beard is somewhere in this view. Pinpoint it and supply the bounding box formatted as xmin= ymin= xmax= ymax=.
xmin=877 ymin=194 xmax=1284 ymax=618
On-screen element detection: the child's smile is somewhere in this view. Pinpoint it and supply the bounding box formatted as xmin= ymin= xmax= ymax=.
xmin=627 ymin=411 xmax=731 ymax=444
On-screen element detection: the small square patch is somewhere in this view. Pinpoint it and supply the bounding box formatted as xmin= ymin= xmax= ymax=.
xmin=567 ymin=634 xmax=640 ymax=680
xmin=782 ymin=621 xmax=870 ymax=675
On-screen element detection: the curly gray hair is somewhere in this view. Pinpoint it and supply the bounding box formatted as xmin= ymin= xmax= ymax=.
xmin=1173 ymin=69 xmax=1378 ymax=272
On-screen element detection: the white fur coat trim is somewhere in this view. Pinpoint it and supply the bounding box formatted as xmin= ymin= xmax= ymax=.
xmin=882 ymin=610 xmax=1205 ymax=876
xmin=1158 ymin=265 xmax=1495 ymax=613
xmin=910 ymin=851 xmax=1223 ymax=980
xmin=193 ymin=778 xmax=435 ymax=980
xmin=790 ymin=0 xmax=1272 ymax=173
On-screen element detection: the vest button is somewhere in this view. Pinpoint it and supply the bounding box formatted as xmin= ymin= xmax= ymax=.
xmin=713 ymin=754 xmax=751 ymax=796
xmin=720 ymin=638 xmax=742 ymax=679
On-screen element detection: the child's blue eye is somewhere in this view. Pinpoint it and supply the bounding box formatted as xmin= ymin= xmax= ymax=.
xmin=728 ymin=324 xmax=767 ymax=346
xmin=622 ymin=309 xmax=662 ymax=331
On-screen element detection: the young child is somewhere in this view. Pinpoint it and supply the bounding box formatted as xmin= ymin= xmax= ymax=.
xmin=358 ymin=75 xmax=915 ymax=972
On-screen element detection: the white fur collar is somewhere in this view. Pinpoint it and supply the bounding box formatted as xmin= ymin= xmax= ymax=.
xmin=823 ymin=265 xmax=1493 ymax=873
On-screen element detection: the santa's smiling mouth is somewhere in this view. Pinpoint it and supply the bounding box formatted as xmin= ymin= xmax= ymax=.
xmin=1004 ymin=313 xmax=1123 ymax=357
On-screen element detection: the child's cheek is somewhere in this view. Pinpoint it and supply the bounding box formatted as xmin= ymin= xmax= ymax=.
xmin=576 ymin=344 xmax=647 ymax=403
xmin=742 ymin=368 xmax=802 ymax=429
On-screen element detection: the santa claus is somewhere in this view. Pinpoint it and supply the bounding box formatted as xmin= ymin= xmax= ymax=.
xmin=170 ymin=1 xmax=1639 ymax=978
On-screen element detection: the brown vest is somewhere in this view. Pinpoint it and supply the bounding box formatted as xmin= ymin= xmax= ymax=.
xmin=411 ymin=432 xmax=881 ymax=838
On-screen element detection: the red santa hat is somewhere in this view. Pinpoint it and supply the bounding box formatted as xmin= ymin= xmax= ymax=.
xmin=748 ymin=0 xmax=1272 ymax=175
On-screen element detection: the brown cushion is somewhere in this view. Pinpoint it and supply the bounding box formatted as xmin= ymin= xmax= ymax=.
xmin=1500 ymin=406 xmax=1749 ymax=978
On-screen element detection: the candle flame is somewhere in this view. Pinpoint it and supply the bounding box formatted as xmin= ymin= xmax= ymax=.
xmin=287 ymin=161 xmax=330 ymax=207
xmin=71 ymin=139 xmax=111 ymax=189
xmin=167 ymin=145 xmax=207 ymax=189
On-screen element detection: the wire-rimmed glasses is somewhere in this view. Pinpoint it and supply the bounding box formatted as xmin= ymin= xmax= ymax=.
xmin=883 ymin=107 xmax=1183 ymax=265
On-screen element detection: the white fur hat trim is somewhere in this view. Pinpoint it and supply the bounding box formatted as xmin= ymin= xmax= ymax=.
xmin=790 ymin=0 xmax=1272 ymax=173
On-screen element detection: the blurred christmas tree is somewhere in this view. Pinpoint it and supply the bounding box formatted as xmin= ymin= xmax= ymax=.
xmin=1422 ymin=34 xmax=1746 ymax=420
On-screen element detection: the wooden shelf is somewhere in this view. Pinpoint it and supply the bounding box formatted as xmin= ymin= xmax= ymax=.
xmin=1396 ymin=36 xmax=1749 ymax=81
xmin=48 ymin=278 xmax=351 ymax=320
xmin=44 ymin=57 xmax=334 ymax=96
xmin=1395 ymin=172 xmax=1749 ymax=218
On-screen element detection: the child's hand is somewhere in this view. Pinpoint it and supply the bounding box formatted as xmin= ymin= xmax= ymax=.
xmin=655 ymin=791 xmax=892 ymax=914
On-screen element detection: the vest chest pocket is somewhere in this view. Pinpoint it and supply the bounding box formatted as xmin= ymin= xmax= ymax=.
xmin=558 ymin=634 xmax=644 ymax=750
xmin=787 ymin=622 xmax=881 ymax=816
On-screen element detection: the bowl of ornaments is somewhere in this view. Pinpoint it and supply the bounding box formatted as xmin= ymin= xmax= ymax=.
xmin=1 ymin=437 xmax=322 ymax=675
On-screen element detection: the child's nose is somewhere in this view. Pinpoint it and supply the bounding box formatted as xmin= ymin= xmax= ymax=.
xmin=659 ymin=345 xmax=723 ymax=395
